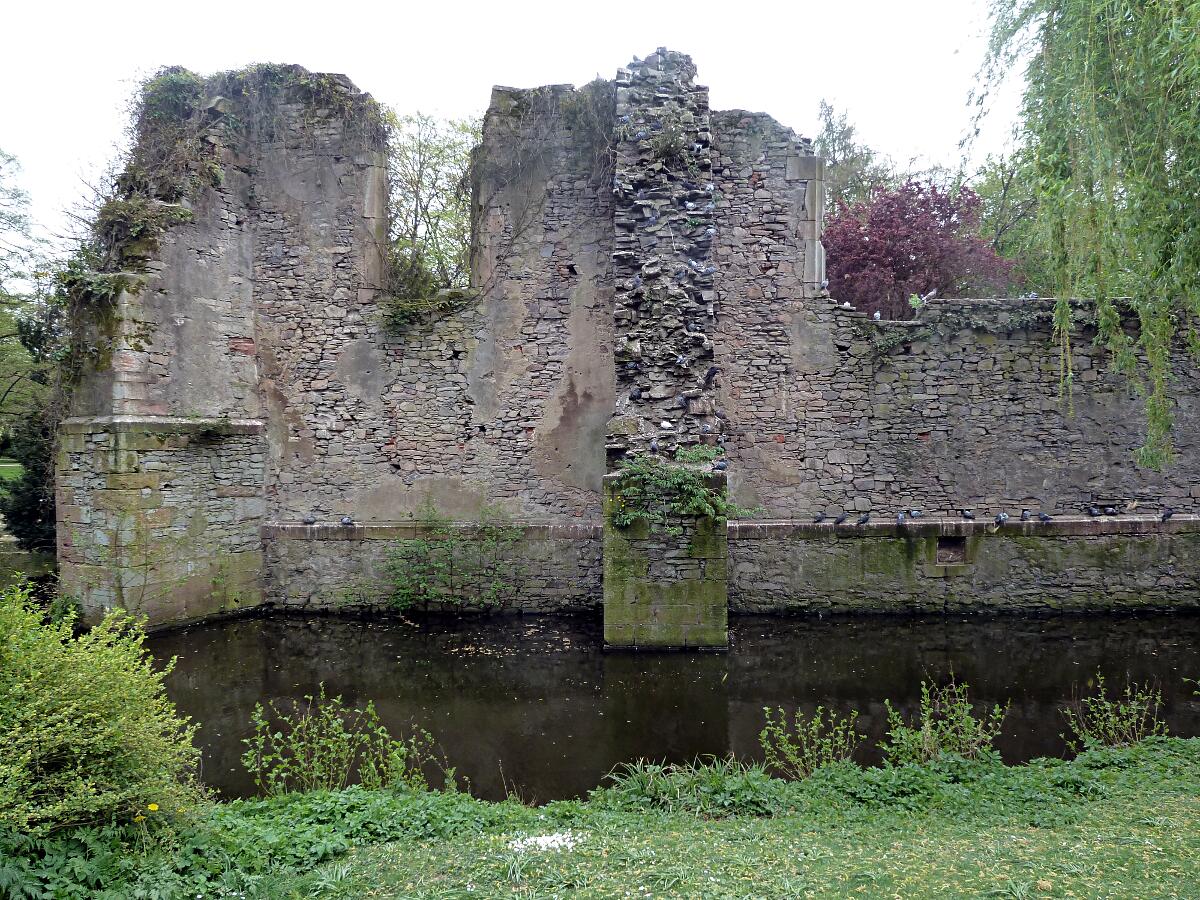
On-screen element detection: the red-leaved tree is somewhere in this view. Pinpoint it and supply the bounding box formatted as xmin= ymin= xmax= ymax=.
xmin=823 ymin=179 xmax=1015 ymax=319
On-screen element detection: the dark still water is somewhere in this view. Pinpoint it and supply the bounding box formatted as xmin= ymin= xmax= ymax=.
xmin=148 ymin=612 xmax=1200 ymax=803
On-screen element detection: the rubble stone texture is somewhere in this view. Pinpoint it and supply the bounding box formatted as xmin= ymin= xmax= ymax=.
xmin=56 ymin=51 xmax=1200 ymax=632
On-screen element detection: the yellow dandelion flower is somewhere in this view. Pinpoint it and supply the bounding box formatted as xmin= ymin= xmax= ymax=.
xmin=147 ymin=803 xmax=159 ymax=812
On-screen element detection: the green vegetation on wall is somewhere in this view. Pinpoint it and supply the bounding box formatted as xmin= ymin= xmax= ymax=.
xmin=381 ymin=501 xmax=527 ymax=611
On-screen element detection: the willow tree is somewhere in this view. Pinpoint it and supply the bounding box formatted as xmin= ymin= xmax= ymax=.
xmin=986 ymin=0 xmax=1200 ymax=467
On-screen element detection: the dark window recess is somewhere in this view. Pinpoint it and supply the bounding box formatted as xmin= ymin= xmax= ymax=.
xmin=936 ymin=536 xmax=967 ymax=564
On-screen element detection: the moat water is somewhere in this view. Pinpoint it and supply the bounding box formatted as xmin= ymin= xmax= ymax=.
xmin=148 ymin=611 xmax=1200 ymax=802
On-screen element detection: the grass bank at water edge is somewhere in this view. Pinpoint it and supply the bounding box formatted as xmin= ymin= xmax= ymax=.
xmin=5 ymin=738 xmax=1198 ymax=899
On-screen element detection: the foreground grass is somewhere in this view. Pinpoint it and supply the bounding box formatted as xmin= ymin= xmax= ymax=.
xmin=272 ymin=739 xmax=1200 ymax=899
xmin=6 ymin=739 xmax=1198 ymax=898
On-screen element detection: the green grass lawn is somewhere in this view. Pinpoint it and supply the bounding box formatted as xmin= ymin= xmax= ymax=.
xmin=9 ymin=739 xmax=1198 ymax=898
xmin=262 ymin=739 xmax=1200 ymax=899
xmin=0 ymin=458 xmax=22 ymax=482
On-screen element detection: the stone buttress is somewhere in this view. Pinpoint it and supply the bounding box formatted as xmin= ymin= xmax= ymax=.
xmin=603 ymin=50 xmax=729 ymax=648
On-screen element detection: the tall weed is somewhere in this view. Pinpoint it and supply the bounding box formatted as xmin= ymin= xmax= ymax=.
xmin=759 ymin=705 xmax=864 ymax=779
xmin=241 ymin=685 xmax=451 ymax=795
xmin=1062 ymin=672 xmax=1168 ymax=752
xmin=881 ymin=677 xmax=1008 ymax=765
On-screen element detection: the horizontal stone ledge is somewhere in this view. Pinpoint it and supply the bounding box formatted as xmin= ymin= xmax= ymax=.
xmin=263 ymin=522 xmax=603 ymax=541
xmin=266 ymin=517 xmax=1200 ymax=542
xmin=60 ymin=416 xmax=265 ymax=436
xmin=727 ymin=515 xmax=1200 ymax=540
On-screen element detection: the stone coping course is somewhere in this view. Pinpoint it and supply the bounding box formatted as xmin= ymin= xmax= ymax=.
xmin=61 ymin=416 xmax=266 ymax=435
xmin=262 ymin=516 xmax=1199 ymax=541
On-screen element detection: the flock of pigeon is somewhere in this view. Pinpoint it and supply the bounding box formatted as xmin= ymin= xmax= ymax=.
xmin=811 ymin=505 xmax=1179 ymax=527
xmin=310 ymin=505 xmax=1180 ymax=529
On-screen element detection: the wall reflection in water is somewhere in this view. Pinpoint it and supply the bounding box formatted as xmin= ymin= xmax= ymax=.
xmin=149 ymin=612 xmax=1200 ymax=802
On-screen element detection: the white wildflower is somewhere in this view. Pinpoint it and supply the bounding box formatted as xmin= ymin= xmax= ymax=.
xmin=508 ymin=831 xmax=580 ymax=853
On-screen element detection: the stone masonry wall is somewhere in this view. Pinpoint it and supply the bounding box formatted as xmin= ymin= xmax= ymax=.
xmin=57 ymin=50 xmax=1200 ymax=624
xmin=57 ymin=417 xmax=264 ymax=625
xmin=723 ymin=296 xmax=1200 ymax=518
xmin=729 ymin=517 xmax=1200 ymax=614
xmin=603 ymin=474 xmax=728 ymax=647
xmin=262 ymin=523 xmax=601 ymax=612
xmin=607 ymin=49 xmax=724 ymax=458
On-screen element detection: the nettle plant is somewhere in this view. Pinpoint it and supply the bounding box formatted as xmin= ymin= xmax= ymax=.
xmin=610 ymin=445 xmax=745 ymax=535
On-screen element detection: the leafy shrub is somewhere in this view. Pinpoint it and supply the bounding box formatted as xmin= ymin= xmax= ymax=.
xmin=1062 ymin=672 xmax=1168 ymax=752
xmin=596 ymin=757 xmax=786 ymax=817
xmin=610 ymin=451 xmax=747 ymax=535
xmin=759 ymin=705 xmax=864 ymax=779
xmin=880 ymin=677 xmax=1008 ymax=765
xmin=0 ymin=584 xmax=201 ymax=836
xmin=241 ymin=684 xmax=449 ymax=795
xmin=381 ymin=501 xmax=525 ymax=611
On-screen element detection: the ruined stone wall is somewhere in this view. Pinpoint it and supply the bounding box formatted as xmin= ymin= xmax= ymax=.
xmin=709 ymin=111 xmax=825 ymax=508
xmin=262 ymin=523 xmax=601 ymax=612
xmin=57 ymin=50 xmax=1200 ymax=624
xmin=57 ymin=417 xmax=264 ymax=624
xmin=346 ymin=84 xmax=616 ymax=523
xmin=723 ymin=295 xmax=1200 ymax=518
xmin=728 ymin=518 xmax=1200 ymax=613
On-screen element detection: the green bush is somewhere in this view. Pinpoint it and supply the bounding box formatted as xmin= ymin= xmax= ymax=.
xmin=0 ymin=412 xmax=55 ymax=553
xmin=880 ymin=677 xmax=1008 ymax=766
xmin=759 ymin=705 xmax=864 ymax=779
xmin=0 ymin=584 xmax=202 ymax=836
xmin=241 ymin=684 xmax=450 ymax=795
xmin=1063 ymin=672 xmax=1168 ymax=752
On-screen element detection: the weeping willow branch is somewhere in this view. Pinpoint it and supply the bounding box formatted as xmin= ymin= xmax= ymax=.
xmin=984 ymin=0 xmax=1200 ymax=468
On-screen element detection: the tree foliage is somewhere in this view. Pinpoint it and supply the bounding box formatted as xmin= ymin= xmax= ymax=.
xmin=823 ymin=179 xmax=1014 ymax=319
xmin=971 ymin=148 xmax=1051 ymax=294
xmin=386 ymin=113 xmax=478 ymax=298
xmin=986 ymin=0 xmax=1200 ymax=467
xmin=813 ymin=101 xmax=895 ymax=209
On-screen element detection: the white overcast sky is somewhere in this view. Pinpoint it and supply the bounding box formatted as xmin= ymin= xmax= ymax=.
xmin=2 ymin=0 xmax=1023 ymax=245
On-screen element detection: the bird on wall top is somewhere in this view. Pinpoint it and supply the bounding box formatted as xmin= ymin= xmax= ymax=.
xmin=1086 ymin=504 xmax=1102 ymax=517
xmin=994 ymin=512 xmax=1009 ymax=526
xmin=814 ymin=513 xmax=826 ymax=524
xmin=834 ymin=512 xmax=849 ymax=525
xmin=340 ymin=515 xmax=354 ymax=526
xmin=1021 ymin=509 xmax=1031 ymax=521
xmin=1039 ymin=512 xmax=1053 ymax=522
xmin=1163 ymin=507 xmax=1177 ymax=522
xmin=960 ymin=509 xmax=975 ymax=520
xmin=302 ymin=514 xmax=316 ymax=525
xmin=855 ymin=512 xmax=870 ymax=526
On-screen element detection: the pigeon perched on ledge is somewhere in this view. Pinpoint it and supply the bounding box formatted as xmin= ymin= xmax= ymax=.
xmin=1021 ymin=509 xmax=1031 ymax=521
xmin=1162 ymin=507 xmax=1176 ymax=522
xmin=855 ymin=512 xmax=870 ymax=526
xmin=340 ymin=516 xmax=354 ymax=526
xmin=814 ymin=513 xmax=826 ymax=524
xmin=1086 ymin=505 xmax=1102 ymax=517
xmin=302 ymin=515 xmax=316 ymax=525
xmin=994 ymin=512 xmax=1009 ymax=526
xmin=833 ymin=513 xmax=849 ymax=525
xmin=960 ymin=509 xmax=975 ymax=520
xmin=1038 ymin=512 xmax=1053 ymax=522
